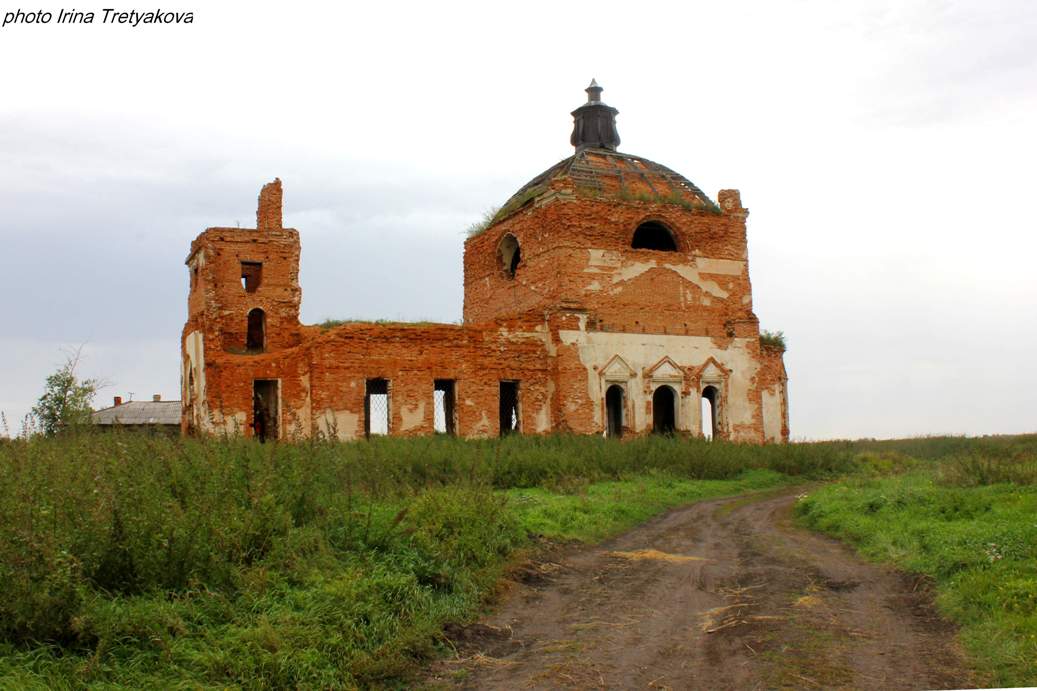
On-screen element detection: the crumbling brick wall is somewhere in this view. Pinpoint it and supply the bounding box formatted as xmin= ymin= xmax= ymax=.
xmin=183 ymin=172 xmax=788 ymax=443
xmin=458 ymin=153 xmax=784 ymax=442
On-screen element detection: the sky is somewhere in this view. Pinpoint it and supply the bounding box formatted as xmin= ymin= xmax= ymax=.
xmin=1 ymin=0 xmax=1034 ymax=440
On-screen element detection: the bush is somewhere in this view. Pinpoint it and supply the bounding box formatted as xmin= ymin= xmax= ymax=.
xmin=939 ymin=452 xmax=1037 ymax=487
xmin=759 ymin=330 xmax=786 ymax=350
xmin=7 ymin=430 xmax=994 ymax=686
xmin=405 ymin=486 xmax=522 ymax=572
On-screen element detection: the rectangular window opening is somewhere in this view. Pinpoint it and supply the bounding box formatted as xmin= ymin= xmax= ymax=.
xmin=365 ymin=378 xmax=390 ymax=437
xmin=499 ymin=380 xmax=520 ymax=437
xmin=433 ymin=379 xmax=456 ymax=435
xmin=241 ymin=261 xmax=262 ymax=293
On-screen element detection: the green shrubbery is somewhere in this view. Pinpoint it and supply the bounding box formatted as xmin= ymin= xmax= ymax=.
xmin=759 ymin=330 xmax=786 ymax=350
xmin=4 ymin=431 xmax=1034 ymax=686
xmin=0 ymin=431 xmax=853 ymax=687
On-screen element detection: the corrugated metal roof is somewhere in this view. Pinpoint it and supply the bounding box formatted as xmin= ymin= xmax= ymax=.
xmin=91 ymin=400 xmax=181 ymax=426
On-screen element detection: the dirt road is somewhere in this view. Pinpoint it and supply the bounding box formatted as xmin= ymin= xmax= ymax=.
xmin=426 ymin=488 xmax=977 ymax=690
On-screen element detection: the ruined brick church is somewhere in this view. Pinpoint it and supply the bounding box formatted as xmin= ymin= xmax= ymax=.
xmin=182 ymin=82 xmax=789 ymax=442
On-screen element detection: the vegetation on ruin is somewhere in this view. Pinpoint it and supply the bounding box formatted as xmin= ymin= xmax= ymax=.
xmin=489 ymin=186 xmax=547 ymax=226
xmin=464 ymin=205 xmax=503 ymax=238
xmin=317 ymin=318 xmax=447 ymax=331
xmin=759 ymin=329 xmax=787 ymax=350
xmin=463 ymin=179 xmax=727 ymax=241
xmin=610 ymin=185 xmax=723 ymax=214
xmin=0 ymin=432 xmax=1034 ymax=687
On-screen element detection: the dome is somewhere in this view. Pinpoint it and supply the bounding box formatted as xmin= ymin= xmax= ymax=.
xmin=487 ymin=82 xmax=719 ymax=228
xmin=493 ymin=148 xmax=719 ymax=225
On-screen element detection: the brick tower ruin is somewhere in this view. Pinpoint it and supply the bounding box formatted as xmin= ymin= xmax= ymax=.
xmin=182 ymin=82 xmax=789 ymax=442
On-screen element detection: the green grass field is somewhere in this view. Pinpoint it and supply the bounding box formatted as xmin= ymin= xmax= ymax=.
xmin=0 ymin=432 xmax=1034 ymax=687
xmin=796 ymin=436 xmax=1037 ymax=687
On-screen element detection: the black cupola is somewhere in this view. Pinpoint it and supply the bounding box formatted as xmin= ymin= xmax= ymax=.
xmin=570 ymin=79 xmax=620 ymax=152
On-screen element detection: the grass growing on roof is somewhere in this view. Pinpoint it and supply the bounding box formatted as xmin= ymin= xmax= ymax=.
xmin=464 ymin=206 xmax=501 ymax=238
xmin=760 ymin=330 xmax=786 ymax=350
xmin=317 ymin=318 xmax=447 ymax=330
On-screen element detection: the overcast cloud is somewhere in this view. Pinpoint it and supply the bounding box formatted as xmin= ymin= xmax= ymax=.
xmin=1 ymin=0 xmax=1034 ymax=439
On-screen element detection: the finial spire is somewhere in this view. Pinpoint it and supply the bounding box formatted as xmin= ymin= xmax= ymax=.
xmin=571 ymin=80 xmax=620 ymax=152
xmin=586 ymin=78 xmax=602 ymax=103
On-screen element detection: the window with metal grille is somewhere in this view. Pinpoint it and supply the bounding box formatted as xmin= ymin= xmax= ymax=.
xmin=433 ymin=379 xmax=456 ymax=435
xmin=499 ymin=381 xmax=519 ymax=436
xmin=365 ymin=378 xmax=389 ymax=437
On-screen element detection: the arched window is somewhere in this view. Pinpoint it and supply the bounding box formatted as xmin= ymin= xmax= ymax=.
xmin=498 ymin=233 xmax=521 ymax=279
xmin=605 ymin=384 xmax=624 ymax=438
xmin=632 ymin=221 xmax=677 ymax=251
xmin=246 ymin=308 xmax=265 ymax=351
xmin=701 ymin=385 xmax=719 ymax=440
xmin=652 ymin=385 xmax=677 ymax=434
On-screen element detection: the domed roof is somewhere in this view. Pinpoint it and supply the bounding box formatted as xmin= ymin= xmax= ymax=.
xmin=487 ymin=83 xmax=719 ymax=228
xmin=494 ymin=148 xmax=718 ymax=224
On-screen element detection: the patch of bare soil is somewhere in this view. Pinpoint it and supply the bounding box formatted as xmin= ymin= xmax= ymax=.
xmin=423 ymin=488 xmax=979 ymax=690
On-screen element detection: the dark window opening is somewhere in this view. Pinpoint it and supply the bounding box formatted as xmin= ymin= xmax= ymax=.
xmin=652 ymin=385 xmax=677 ymax=435
xmin=606 ymin=384 xmax=624 ymax=438
xmin=241 ymin=261 xmax=262 ymax=293
xmin=702 ymin=385 xmax=718 ymax=440
xmin=246 ymin=308 xmax=265 ymax=351
xmin=191 ymin=265 xmax=198 ymax=288
xmin=498 ymin=234 xmax=521 ymax=279
xmin=434 ymin=379 xmax=456 ymax=435
xmin=365 ymin=378 xmax=389 ymax=437
xmin=252 ymin=380 xmax=279 ymax=442
xmin=499 ymin=381 xmax=520 ymax=436
xmin=632 ymin=221 xmax=678 ymax=251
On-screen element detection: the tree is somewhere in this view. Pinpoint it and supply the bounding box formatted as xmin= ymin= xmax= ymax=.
xmin=31 ymin=349 xmax=101 ymax=436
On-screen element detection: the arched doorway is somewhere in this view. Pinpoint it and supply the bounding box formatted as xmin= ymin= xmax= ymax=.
xmin=652 ymin=385 xmax=676 ymax=434
xmin=701 ymin=385 xmax=718 ymax=439
xmin=605 ymin=384 xmax=624 ymax=438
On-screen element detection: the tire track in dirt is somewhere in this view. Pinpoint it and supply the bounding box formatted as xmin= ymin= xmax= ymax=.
xmin=424 ymin=487 xmax=978 ymax=690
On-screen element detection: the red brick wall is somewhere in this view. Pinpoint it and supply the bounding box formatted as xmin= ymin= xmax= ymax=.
xmin=463 ymin=193 xmax=755 ymax=336
xmin=183 ymin=178 xmax=789 ymax=443
xmin=184 ymin=226 xmax=302 ymax=354
xmin=192 ymin=322 xmax=552 ymax=440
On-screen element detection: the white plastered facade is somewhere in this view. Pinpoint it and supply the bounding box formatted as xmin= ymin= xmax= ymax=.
xmin=559 ymin=329 xmax=764 ymax=441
